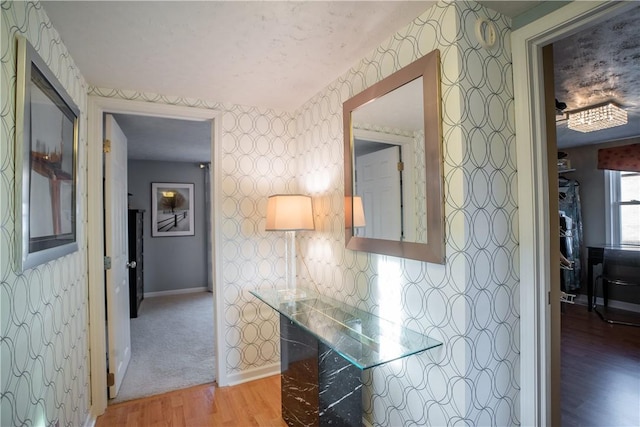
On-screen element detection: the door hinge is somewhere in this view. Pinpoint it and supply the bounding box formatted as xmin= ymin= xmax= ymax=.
xmin=103 ymin=139 xmax=111 ymax=153
xmin=397 ymin=161 xmax=404 ymax=171
xmin=107 ymin=372 xmax=115 ymax=387
xmin=548 ymin=291 xmax=551 ymax=305
xmin=104 ymin=256 xmax=112 ymax=270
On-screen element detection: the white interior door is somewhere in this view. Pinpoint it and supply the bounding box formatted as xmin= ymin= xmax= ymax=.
xmin=356 ymin=146 xmax=402 ymax=240
xmin=104 ymin=114 xmax=131 ymax=398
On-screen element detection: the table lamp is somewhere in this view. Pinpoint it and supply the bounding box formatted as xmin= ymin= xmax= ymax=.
xmin=266 ymin=194 xmax=314 ymax=298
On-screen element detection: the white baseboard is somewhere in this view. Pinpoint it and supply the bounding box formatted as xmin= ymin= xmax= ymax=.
xmin=575 ymin=294 xmax=640 ymax=313
xmin=144 ymin=287 xmax=208 ymax=298
xmin=224 ymin=362 xmax=280 ymax=387
xmin=83 ymin=411 xmax=96 ymax=427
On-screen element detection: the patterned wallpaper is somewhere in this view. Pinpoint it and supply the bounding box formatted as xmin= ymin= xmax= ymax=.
xmin=88 ymin=86 xmax=298 ymax=382
xmin=2 ymin=0 xmax=518 ymax=426
xmin=295 ymin=1 xmax=518 ymax=425
xmin=1 ymin=2 xmax=90 ymax=426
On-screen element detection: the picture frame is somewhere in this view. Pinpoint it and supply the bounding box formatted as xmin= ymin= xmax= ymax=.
xmin=151 ymin=182 xmax=195 ymax=237
xmin=15 ymin=36 xmax=80 ymax=271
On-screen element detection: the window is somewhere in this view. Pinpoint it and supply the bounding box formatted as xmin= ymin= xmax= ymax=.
xmin=606 ymin=170 xmax=640 ymax=245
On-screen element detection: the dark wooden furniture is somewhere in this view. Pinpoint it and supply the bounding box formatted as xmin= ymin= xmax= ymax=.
xmin=128 ymin=209 xmax=144 ymax=318
xmin=587 ymin=244 xmax=640 ymax=312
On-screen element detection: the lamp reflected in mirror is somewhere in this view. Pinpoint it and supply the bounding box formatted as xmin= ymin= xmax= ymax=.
xmin=345 ymin=195 xmax=366 ymax=229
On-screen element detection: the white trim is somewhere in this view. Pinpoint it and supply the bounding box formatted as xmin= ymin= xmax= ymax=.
xmin=87 ymin=96 xmax=224 ymax=416
xmin=87 ymin=97 xmax=108 ymax=419
xmin=353 ymin=128 xmax=413 ymax=146
xmin=605 ymin=169 xmax=622 ymax=245
xmin=144 ymin=287 xmax=208 ymax=298
xmin=224 ymin=362 xmax=281 ymax=387
xmin=89 ymin=97 xmax=217 ymax=121
xmin=604 ymin=170 xmax=616 ymax=244
xmin=512 ymin=2 xmax=634 ymax=425
xmin=575 ymin=294 xmax=640 ymax=314
xmin=212 ymin=105 xmax=227 ymax=386
xmin=82 ymin=412 xmax=96 ymax=427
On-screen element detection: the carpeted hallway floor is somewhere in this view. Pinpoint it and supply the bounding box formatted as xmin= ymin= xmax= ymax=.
xmin=110 ymin=291 xmax=216 ymax=403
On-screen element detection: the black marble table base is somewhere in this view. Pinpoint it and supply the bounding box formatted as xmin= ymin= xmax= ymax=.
xmin=280 ymin=315 xmax=362 ymax=427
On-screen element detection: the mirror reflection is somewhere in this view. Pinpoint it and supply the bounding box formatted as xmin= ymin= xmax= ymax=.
xmin=351 ymin=77 xmax=426 ymax=243
xmin=343 ymin=49 xmax=444 ymax=264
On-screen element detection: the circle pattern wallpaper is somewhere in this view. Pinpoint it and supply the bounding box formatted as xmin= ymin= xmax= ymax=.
xmin=2 ymin=2 xmax=90 ymax=426
xmin=2 ymin=1 xmax=519 ymax=426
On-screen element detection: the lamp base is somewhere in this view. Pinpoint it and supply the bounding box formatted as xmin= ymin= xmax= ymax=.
xmin=284 ymin=230 xmax=296 ymax=295
xmin=277 ymin=288 xmax=308 ymax=302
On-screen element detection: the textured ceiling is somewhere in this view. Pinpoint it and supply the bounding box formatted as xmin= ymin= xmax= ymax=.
xmin=42 ymin=1 xmax=640 ymax=160
xmin=42 ymin=1 xmax=434 ymax=162
xmin=43 ymin=1 xmax=433 ymax=112
xmin=554 ymin=4 xmax=640 ymax=148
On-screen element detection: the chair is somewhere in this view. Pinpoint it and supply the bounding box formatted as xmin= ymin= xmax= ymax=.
xmin=592 ymin=247 xmax=640 ymax=327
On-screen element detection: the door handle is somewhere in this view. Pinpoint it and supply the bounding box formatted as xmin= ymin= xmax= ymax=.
xmin=126 ymin=261 xmax=137 ymax=269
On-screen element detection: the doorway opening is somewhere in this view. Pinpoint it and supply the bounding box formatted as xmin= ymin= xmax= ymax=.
xmin=87 ymin=96 xmax=223 ymax=416
xmin=512 ymin=2 xmax=639 ymax=425
xmin=545 ymin=6 xmax=640 ymax=425
xmin=105 ymin=113 xmax=215 ymax=403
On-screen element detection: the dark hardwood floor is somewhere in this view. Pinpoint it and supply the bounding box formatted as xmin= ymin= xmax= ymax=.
xmin=561 ymin=303 xmax=640 ymax=427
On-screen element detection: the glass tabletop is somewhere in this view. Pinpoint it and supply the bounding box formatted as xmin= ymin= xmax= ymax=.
xmin=250 ymin=287 xmax=442 ymax=370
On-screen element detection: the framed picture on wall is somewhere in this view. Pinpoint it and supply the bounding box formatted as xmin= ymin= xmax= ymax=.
xmin=15 ymin=36 xmax=80 ymax=271
xmin=151 ymin=182 xmax=195 ymax=237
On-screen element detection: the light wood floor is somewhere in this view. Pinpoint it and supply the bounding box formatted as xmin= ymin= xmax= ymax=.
xmin=98 ymin=304 xmax=640 ymax=427
xmin=96 ymin=375 xmax=287 ymax=427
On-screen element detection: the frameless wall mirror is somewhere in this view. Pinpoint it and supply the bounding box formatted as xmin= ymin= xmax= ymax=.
xmin=343 ymin=49 xmax=444 ymax=263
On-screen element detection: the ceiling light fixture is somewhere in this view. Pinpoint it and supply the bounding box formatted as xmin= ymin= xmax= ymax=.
xmin=567 ymin=102 xmax=627 ymax=133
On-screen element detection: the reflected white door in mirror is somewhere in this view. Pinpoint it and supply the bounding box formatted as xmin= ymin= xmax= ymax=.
xmin=343 ymin=49 xmax=444 ymax=263
xmin=352 ymin=128 xmax=420 ymax=242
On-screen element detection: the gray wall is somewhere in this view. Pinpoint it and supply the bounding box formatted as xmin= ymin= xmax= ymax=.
xmin=128 ymin=160 xmax=208 ymax=293
xmin=561 ymin=136 xmax=640 ymax=302
xmin=512 ymin=1 xmax=570 ymax=30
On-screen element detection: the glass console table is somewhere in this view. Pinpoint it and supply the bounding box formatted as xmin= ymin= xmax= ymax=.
xmin=250 ymin=287 xmax=442 ymax=427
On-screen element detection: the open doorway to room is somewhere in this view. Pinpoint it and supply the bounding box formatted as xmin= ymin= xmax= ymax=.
xmin=512 ymin=2 xmax=637 ymax=425
xmin=541 ymin=4 xmax=640 ymax=426
xmin=87 ymin=97 xmax=223 ymax=414
xmin=512 ymin=2 xmax=640 ymax=426
xmin=105 ymin=113 xmax=215 ymax=403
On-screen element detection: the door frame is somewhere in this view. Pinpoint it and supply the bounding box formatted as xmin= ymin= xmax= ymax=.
xmin=512 ymin=1 xmax=634 ymax=425
xmin=87 ymin=96 xmax=224 ymax=416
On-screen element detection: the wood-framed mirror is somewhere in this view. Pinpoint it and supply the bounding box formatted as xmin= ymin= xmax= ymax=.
xmin=343 ymin=49 xmax=444 ymax=263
